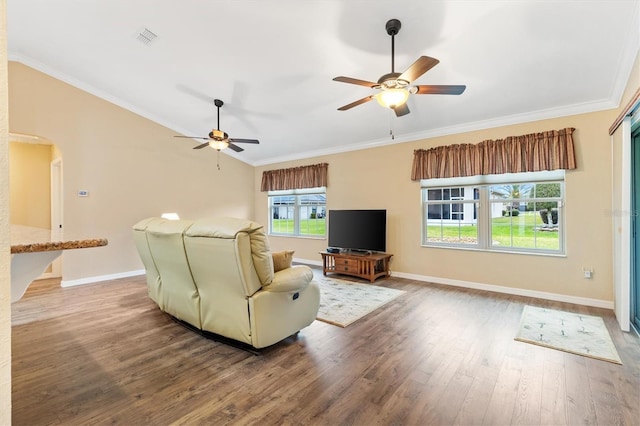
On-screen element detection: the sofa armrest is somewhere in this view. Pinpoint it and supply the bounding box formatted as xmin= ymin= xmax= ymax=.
xmin=263 ymin=265 xmax=313 ymax=293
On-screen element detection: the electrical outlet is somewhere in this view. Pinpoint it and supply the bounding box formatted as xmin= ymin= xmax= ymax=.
xmin=582 ymin=267 xmax=593 ymax=279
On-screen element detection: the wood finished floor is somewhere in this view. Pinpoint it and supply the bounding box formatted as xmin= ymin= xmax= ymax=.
xmin=11 ymin=272 xmax=640 ymax=426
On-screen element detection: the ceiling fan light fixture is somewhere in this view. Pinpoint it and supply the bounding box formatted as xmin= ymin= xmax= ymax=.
xmin=376 ymin=88 xmax=410 ymax=109
xmin=209 ymin=140 xmax=229 ymax=151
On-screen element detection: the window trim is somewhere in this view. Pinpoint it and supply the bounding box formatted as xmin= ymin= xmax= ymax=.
xmin=422 ymin=170 xmax=565 ymax=188
xmin=421 ymin=171 xmax=565 ymax=255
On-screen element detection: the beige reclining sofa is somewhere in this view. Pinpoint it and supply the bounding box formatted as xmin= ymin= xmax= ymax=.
xmin=133 ymin=216 xmax=320 ymax=349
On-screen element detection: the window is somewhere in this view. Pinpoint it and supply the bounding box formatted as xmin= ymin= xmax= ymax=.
xmin=268 ymin=188 xmax=326 ymax=237
xmin=427 ymin=187 xmax=466 ymax=220
xmin=421 ymin=171 xmax=565 ymax=254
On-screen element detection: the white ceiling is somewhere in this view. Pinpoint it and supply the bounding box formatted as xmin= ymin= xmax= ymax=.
xmin=7 ymin=0 xmax=640 ymax=166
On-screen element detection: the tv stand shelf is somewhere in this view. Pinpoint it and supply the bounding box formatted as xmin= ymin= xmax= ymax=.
xmin=320 ymin=251 xmax=393 ymax=283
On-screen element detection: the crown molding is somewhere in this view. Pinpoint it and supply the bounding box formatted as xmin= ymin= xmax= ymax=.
xmin=252 ymin=98 xmax=617 ymax=167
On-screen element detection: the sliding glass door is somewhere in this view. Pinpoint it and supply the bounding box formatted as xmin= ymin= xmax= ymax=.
xmin=632 ymin=128 xmax=640 ymax=333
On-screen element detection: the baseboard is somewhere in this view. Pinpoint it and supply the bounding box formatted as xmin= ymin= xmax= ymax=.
xmin=61 ymin=269 xmax=145 ymax=287
xmin=294 ymin=257 xmax=613 ymax=309
xmin=294 ymin=258 xmax=322 ymax=267
xmin=61 ymin=261 xmax=614 ymax=310
xmin=389 ymin=270 xmax=614 ymax=310
xmin=63 ymin=260 xmax=318 ymax=288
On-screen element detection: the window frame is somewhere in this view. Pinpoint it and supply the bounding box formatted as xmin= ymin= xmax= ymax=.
xmin=268 ymin=187 xmax=326 ymax=238
xmin=421 ymin=171 xmax=565 ymax=255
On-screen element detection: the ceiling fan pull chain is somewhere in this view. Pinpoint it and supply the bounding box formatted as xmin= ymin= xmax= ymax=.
xmin=217 ymin=151 xmax=221 ymax=170
xmin=389 ymin=111 xmax=395 ymax=140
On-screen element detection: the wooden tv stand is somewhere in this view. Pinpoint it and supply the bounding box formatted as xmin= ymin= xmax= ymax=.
xmin=320 ymin=251 xmax=393 ymax=283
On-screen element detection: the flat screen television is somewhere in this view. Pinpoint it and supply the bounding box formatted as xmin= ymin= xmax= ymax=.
xmin=328 ymin=209 xmax=386 ymax=253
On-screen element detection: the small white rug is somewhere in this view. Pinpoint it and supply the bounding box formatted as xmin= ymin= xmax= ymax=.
xmin=515 ymin=306 xmax=622 ymax=364
xmin=315 ymin=275 xmax=405 ymax=327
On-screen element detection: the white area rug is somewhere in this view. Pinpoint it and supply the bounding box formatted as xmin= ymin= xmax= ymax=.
xmin=515 ymin=306 xmax=622 ymax=364
xmin=315 ymin=275 xmax=405 ymax=327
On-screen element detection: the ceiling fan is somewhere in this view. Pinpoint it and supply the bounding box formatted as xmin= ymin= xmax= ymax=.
xmin=333 ymin=19 xmax=466 ymax=117
xmin=174 ymin=99 xmax=259 ymax=152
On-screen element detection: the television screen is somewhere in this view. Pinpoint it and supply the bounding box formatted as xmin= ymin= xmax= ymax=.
xmin=328 ymin=209 xmax=386 ymax=253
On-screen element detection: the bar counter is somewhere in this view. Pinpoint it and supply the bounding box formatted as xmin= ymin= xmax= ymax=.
xmin=10 ymin=225 xmax=108 ymax=302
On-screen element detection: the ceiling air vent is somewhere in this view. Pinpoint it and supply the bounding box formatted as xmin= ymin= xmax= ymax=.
xmin=136 ymin=28 xmax=158 ymax=45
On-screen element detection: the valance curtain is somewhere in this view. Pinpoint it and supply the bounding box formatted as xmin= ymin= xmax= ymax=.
xmin=411 ymin=128 xmax=577 ymax=180
xmin=260 ymin=163 xmax=328 ymax=191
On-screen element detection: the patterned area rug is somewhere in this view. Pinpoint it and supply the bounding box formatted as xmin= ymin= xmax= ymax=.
xmin=315 ymin=275 xmax=405 ymax=327
xmin=515 ymin=306 xmax=622 ymax=364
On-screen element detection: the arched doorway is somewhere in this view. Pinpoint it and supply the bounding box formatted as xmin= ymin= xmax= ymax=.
xmin=9 ymin=132 xmax=63 ymax=279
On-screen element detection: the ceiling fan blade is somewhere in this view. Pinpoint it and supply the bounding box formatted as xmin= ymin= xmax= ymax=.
xmin=227 ymin=143 xmax=244 ymax=152
xmin=394 ymin=103 xmax=410 ymax=117
xmin=337 ymin=95 xmax=374 ymax=111
xmin=333 ymin=76 xmax=378 ymax=88
xmin=193 ymin=143 xmax=209 ymax=149
xmin=398 ymin=56 xmax=439 ymax=83
xmin=229 ymin=138 xmax=259 ymax=144
xmin=415 ymin=85 xmax=466 ymax=95
xmin=174 ymin=135 xmax=209 ymax=140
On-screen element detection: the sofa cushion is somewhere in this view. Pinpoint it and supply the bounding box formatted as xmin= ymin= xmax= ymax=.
xmin=272 ymin=250 xmax=294 ymax=272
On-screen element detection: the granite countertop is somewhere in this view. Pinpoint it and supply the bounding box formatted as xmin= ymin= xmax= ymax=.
xmin=10 ymin=225 xmax=108 ymax=254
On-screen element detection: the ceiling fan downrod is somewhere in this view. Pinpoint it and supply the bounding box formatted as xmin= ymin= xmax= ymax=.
xmin=386 ymin=19 xmax=401 ymax=73
xmin=209 ymin=99 xmax=230 ymax=145
xmin=214 ymin=98 xmax=223 ymax=131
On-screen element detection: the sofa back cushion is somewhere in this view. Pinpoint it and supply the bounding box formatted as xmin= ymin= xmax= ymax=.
xmin=132 ymin=217 xmax=162 ymax=304
xmin=184 ymin=217 xmax=272 ymax=343
xmin=145 ymin=218 xmax=201 ymax=328
xmin=186 ymin=217 xmax=274 ymax=286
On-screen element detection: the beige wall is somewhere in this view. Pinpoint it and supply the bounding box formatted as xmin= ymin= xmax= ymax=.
xmin=0 ymin=0 xmax=11 ymax=422
xmin=256 ymin=110 xmax=619 ymax=303
xmin=8 ymin=62 xmax=256 ymax=281
xmin=9 ymin=141 xmax=52 ymax=228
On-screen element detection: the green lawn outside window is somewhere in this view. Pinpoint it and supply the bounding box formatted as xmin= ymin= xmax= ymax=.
xmin=271 ymin=219 xmax=326 ymax=236
xmin=426 ymin=211 xmax=559 ymax=250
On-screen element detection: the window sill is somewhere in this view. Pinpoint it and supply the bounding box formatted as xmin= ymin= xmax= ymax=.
xmin=421 ymin=243 xmax=566 ymax=258
xmin=268 ymin=234 xmax=326 ymax=241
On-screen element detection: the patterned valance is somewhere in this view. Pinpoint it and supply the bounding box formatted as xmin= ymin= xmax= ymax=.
xmin=411 ymin=128 xmax=577 ymax=180
xmin=261 ymin=163 xmax=328 ymax=191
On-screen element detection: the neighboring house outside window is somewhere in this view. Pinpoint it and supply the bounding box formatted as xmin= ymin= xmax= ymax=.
xmin=268 ymin=187 xmax=326 ymax=237
xmin=421 ymin=171 xmax=565 ymax=254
